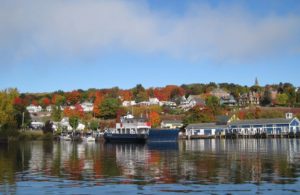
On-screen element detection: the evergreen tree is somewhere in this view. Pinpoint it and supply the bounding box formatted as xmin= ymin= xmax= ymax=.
xmin=100 ymin=98 xmax=121 ymax=119
xmin=261 ymin=89 xmax=272 ymax=106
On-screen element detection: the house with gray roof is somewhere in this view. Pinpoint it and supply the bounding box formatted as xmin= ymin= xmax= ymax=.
xmin=179 ymin=95 xmax=206 ymax=111
xmin=185 ymin=113 xmax=300 ymax=138
xmin=229 ymin=113 xmax=300 ymax=136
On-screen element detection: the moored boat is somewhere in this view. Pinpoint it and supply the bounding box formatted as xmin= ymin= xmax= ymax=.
xmin=104 ymin=113 xmax=150 ymax=143
xmin=83 ymin=135 xmax=95 ymax=142
xmin=60 ymin=134 xmax=71 ymax=141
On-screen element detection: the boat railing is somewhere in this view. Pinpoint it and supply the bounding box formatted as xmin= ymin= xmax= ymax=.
xmin=116 ymin=122 xmax=150 ymax=129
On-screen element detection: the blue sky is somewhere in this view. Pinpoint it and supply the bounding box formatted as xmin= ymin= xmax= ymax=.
xmin=1 ymin=0 xmax=300 ymax=93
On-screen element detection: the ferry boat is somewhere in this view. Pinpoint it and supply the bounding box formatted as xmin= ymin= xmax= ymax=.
xmin=104 ymin=113 xmax=151 ymax=143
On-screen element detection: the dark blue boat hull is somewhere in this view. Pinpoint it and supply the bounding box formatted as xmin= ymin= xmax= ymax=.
xmin=148 ymin=129 xmax=179 ymax=142
xmin=103 ymin=133 xmax=148 ymax=143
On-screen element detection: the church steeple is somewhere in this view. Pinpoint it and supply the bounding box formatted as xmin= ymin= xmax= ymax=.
xmin=255 ymin=77 xmax=259 ymax=86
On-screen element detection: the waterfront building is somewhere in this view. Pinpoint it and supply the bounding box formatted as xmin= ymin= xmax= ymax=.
xmin=185 ymin=123 xmax=228 ymax=138
xmin=229 ymin=113 xmax=300 ymax=136
xmin=186 ymin=113 xmax=300 ymax=138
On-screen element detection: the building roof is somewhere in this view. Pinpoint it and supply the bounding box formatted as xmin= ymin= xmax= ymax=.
xmin=186 ymin=123 xmax=228 ymax=129
xmin=230 ymin=118 xmax=295 ymax=126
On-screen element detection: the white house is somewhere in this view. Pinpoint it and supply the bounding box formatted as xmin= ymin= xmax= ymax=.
xmin=26 ymin=104 xmax=42 ymax=113
xmin=149 ymin=98 xmax=160 ymax=105
xmin=30 ymin=121 xmax=44 ymax=129
xmin=46 ymin=105 xmax=52 ymax=112
xmin=60 ymin=117 xmax=73 ymax=131
xmin=81 ymin=102 xmax=94 ymax=112
xmin=159 ymin=101 xmax=177 ymax=108
xmin=179 ymin=95 xmax=206 ymax=111
xmin=122 ymin=101 xmax=137 ymax=107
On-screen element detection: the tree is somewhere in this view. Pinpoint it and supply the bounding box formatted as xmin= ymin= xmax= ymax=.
xmin=132 ymin=84 xmax=148 ymax=103
xmin=276 ymin=93 xmax=289 ymax=106
xmin=149 ymin=111 xmax=161 ymax=128
xmin=100 ymin=98 xmax=121 ymax=119
xmin=89 ymin=120 xmax=99 ymax=131
xmin=13 ymin=96 xmax=31 ymax=129
xmin=40 ymin=97 xmax=51 ymax=109
xmin=206 ymin=96 xmax=221 ymax=115
xmin=52 ymin=94 xmax=66 ymax=106
xmin=120 ymin=90 xmax=133 ymax=101
xmin=93 ymin=91 xmax=104 ymax=117
xmin=43 ymin=120 xmax=53 ymax=134
xmin=69 ymin=116 xmax=79 ymax=130
xmin=51 ymin=106 xmax=62 ymax=122
xmin=0 ymin=88 xmax=19 ymax=131
xmin=261 ymin=89 xmax=272 ymax=106
xmin=66 ymin=90 xmax=81 ymax=105
xmin=183 ymin=106 xmax=213 ymax=125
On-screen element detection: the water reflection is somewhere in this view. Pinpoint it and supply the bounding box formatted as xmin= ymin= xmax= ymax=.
xmin=0 ymin=139 xmax=300 ymax=193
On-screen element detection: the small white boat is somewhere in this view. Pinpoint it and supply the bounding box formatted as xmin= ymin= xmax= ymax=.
xmin=60 ymin=134 xmax=71 ymax=141
xmin=82 ymin=133 xmax=96 ymax=142
xmin=85 ymin=136 xmax=95 ymax=142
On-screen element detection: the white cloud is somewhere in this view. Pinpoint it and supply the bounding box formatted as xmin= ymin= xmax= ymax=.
xmin=0 ymin=0 xmax=299 ymax=64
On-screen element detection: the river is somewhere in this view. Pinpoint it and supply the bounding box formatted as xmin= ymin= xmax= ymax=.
xmin=0 ymin=139 xmax=300 ymax=194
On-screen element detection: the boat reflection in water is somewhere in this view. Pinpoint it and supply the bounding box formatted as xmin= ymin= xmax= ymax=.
xmin=1 ymin=139 xmax=300 ymax=194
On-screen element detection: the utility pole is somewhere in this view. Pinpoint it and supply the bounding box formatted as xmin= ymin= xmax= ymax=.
xmin=22 ymin=112 xmax=25 ymax=130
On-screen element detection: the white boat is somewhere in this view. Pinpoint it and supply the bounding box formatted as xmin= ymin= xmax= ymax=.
xmin=83 ymin=136 xmax=95 ymax=142
xmin=60 ymin=134 xmax=71 ymax=141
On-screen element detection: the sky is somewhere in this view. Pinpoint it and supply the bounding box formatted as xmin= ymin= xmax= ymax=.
xmin=0 ymin=0 xmax=300 ymax=93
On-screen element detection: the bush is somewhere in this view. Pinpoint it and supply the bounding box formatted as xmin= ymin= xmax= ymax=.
xmin=18 ymin=130 xmax=44 ymax=141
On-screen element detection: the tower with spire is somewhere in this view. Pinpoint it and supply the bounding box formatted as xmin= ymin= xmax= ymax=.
xmin=255 ymin=77 xmax=259 ymax=86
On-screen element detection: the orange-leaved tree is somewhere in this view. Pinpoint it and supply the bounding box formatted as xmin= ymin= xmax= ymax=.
xmin=93 ymin=91 xmax=104 ymax=118
xmin=149 ymin=111 xmax=161 ymax=128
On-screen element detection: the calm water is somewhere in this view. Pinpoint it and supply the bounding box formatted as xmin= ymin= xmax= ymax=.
xmin=0 ymin=139 xmax=300 ymax=194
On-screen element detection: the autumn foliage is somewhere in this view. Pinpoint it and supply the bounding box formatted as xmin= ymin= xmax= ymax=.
xmin=66 ymin=90 xmax=81 ymax=105
xmin=63 ymin=104 xmax=84 ymax=118
xmin=149 ymin=111 xmax=161 ymax=128
xmin=93 ymin=91 xmax=104 ymax=117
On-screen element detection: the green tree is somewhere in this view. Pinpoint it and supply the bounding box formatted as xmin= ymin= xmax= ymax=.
xmin=69 ymin=116 xmax=79 ymax=130
xmin=100 ymin=98 xmax=121 ymax=119
xmin=206 ymin=96 xmax=221 ymax=115
xmin=51 ymin=106 xmax=62 ymax=122
xmin=183 ymin=106 xmax=212 ymax=125
xmin=276 ymin=93 xmax=289 ymax=106
xmin=0 ymin=88 xmax=20 ymax=138
xmin=0 ymin=89 xmax=18 ymax=128
xmin=89 ymin=120 xmax=99 ymax=131
xmin=132 ymin=84 xmax=148 ymax=103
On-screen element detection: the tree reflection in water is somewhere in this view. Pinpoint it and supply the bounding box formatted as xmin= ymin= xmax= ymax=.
xmin=0 ymin=139 xmax=299 ymax=191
